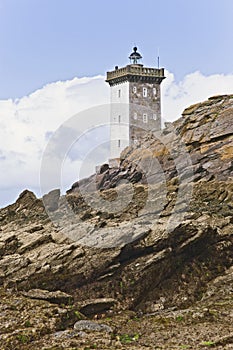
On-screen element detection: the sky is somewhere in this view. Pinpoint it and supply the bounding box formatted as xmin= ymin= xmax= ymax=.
xmin=0 ymin=0 xmax=233 ymax=208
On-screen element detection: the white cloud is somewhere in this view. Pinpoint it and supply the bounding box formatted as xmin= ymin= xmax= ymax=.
xmin=0 ymin=76 xmax=109 ymax=206
xmin=162 ymin=70 xmax=233 ymax=121
xmin=0 ymin=71 xmax=232 ymax=208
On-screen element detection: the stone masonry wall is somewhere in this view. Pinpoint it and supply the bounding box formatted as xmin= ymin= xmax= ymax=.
xmin=129 ymin=81 xmax=161 ymax=145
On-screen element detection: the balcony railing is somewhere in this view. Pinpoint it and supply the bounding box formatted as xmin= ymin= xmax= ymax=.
xmin=106 ymin=65 xmax=165 ymax=81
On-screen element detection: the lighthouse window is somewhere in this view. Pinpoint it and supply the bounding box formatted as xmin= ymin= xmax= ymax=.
xmin=118 ymin=89 xmax=121 ymax=98
xmin=143 ymin=113 xmax=148 ymax=123
xmin=118 ymin=140 xmax=121 ymax=147
xmin=153 ymin=87 xmax=157 ymax=95
xmin=118 ymin=115 xmax=121 ymax=123
xmin=134 ymin=112 xmax=137 ymax=120
xmin=133 ymin=86 xmax=137 ymax=93
xmin=143 ymin=87 xmax=147 ymax=97
xmin=153 ymin=113 xmax=157 ymax=120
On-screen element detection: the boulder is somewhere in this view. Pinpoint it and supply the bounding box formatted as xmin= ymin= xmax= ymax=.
xmin=78 ymin=298 xmax=116 ymax=316
xmin=43 ymin=189 xmax=60 ymax=212
xmin=21 ymin=289 xmax=73 ymax=305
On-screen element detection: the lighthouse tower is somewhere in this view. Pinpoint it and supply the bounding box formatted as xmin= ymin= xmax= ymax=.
xmin=106 ymin=47 xmax=165 ymax=160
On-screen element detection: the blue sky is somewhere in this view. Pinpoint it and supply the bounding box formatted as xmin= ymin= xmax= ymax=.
xmin=0 ymin=0 xmax=233 ymax=99
xmin=0 ymin=0 xmax=233 ymax=208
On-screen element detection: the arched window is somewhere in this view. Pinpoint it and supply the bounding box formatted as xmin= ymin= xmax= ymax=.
xmin=143 ymin=113 xmax=148 ymax=123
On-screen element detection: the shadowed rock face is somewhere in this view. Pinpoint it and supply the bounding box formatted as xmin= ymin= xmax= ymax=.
xmin=0 ymin=95 xmax=232 ymax=349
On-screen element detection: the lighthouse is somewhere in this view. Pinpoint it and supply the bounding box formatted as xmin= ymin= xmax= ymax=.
xmin=106 ymin=47 xmax=165 ymax=160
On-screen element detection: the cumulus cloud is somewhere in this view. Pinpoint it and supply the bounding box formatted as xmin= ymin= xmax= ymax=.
xmin=0 ymin=71 xmax=232 ymax=207
xmin=162 ymin=70 xmax=233 ymax=121
xmin=0 ymin=76 xmax=109 ymax=207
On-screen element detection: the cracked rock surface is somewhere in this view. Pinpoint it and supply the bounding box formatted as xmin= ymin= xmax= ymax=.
xmin=0 ymin=95 xmax=232 ymax=349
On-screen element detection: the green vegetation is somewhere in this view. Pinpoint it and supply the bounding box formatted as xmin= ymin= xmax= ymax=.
xmin=119 ymin=333 xmax=140 ymax=344
xmin=17 ymin=333 xmax=30 ymax=344
xmin=176 ymin=315 xmax=184 ymax=322
xmin=201 ymin=341 xmax=215 ymax=347
xmin=24 ymin=320 xmax=32 ymax=327
xmin=132 ymin=316 xmax=140 ymax=321
xmin=84 ymin=345 xmax=97 ymax=350
xmin=74 ymin=310 xmax=83 ymax=319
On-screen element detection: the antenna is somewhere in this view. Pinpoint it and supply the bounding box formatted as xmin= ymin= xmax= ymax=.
xmin=157 ymin=47 xmax=160 ymax=69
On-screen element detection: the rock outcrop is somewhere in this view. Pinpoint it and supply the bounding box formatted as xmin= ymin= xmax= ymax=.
xmin=0 ymin=94 xmax=232 ymax=349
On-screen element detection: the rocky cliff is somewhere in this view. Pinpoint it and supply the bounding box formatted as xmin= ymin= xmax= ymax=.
xmin=0 ymin=94 xmax=232 ymax=349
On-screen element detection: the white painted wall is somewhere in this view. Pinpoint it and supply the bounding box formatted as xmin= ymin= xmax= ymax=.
xmin=110 ymin=82 xmax=129 ymax=159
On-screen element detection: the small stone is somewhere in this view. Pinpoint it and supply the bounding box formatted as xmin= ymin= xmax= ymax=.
xmin=73 ymin=320 xmax=113 ymax=333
